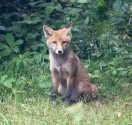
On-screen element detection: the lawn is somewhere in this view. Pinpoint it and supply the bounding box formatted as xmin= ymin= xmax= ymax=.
xmin=0 ymin=83 xmax=132 ymax=125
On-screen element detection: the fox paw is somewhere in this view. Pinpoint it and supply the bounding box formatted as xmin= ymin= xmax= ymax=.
xmin=65 ymin=99 xmax=72 ymax=105
xmin=51 ymin=101 xmax=56 ymax=105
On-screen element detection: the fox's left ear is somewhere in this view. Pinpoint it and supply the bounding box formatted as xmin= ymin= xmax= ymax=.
xmin=65 ymin=21 xmax=72 ymax=34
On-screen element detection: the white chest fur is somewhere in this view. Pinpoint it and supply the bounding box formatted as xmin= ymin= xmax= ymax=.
xmin=50 ymin=58 xmax=70 ymax=74
xmin=49 ymin=49 xmax=73 ymax=75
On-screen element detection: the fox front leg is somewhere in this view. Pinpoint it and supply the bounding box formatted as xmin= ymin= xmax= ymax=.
xmin=51 ymin=73 xmax=60 ymax=102
xmin=65 ymin=77 xmax=74 ymax=105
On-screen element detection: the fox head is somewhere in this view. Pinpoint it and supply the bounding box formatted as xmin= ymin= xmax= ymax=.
xmin=43 ymin=22 xmax=72 ymax=54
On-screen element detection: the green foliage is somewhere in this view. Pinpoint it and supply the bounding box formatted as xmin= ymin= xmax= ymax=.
xmin=0 ymin=75 xmax=15 ymax=88
xmin=0 ymin=0 xmax=132 ymax=102
xmin=0 ymin=33 xmax=23 ymax=56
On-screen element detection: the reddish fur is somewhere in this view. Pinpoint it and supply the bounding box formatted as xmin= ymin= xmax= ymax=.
xmin=43 ymin=22 xmax=98 ymax=105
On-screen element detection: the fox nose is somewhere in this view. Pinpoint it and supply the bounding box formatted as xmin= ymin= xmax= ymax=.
xmin=58 ymin=50 xmax=62 ymax=54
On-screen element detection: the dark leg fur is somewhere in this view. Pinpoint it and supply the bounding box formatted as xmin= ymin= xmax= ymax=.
xmin=65 ymin=86 xmax=72 ymax=105
xmin=51 ymin=82 xmax=59 ymax=101
xmin=51 ymin=71 xmax=60 ymax=101
xmin=51 ymin=88 xmax=57 ymax=101
xmin=65 ymin=77 xmax=75 ymax=105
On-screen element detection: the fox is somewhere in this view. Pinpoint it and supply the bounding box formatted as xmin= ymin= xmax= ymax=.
xmin=43 ymin=22 xmax=98 ymax=105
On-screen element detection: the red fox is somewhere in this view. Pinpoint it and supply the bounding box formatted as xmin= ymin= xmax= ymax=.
xmin=43 ymin=22 xmax=98 ymax=105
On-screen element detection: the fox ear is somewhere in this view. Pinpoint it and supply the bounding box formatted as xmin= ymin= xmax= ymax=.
xmin=43 ymin=25 xmax=54 ymax=38
xmin=65 ymin=21 xmax=72 ymax=34
xmin=65 ymin=21 xmax=72 ymax=29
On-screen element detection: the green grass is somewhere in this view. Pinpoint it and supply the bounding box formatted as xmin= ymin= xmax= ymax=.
xmin=0 ymin=60 xmax=132 ymax=125
xmin=0 ymin=84 xmax=132 ymax=125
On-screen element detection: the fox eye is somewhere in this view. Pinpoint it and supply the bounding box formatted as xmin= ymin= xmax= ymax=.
xmin=53 ymin=41 xmax=57 ymax=44
xmin=62 ymin=41 xmax=67 ymax=44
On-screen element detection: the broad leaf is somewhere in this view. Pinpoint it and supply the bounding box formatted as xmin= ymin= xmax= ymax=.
xmin=12 ymin=46 xmax=19 ymax=53
xmin=55 ymin=4 xmax=62 ymax=11
xmin=112 ymin=0 xmax=122 ymax=11
xmin=77 ymin=0 xmax=89 ymax=3
xmin=16 ymin=59 xmax=22 ymax=68
xmin=45 ymin=6 xmax=54 ymax=15
xmin=1 ymin=48 xmax=12 ymax=56
xmin=0 ymin=26 xmax=6 ymax=30
xmin=41 ymin=36 xmax=46 ymax=43
xmin=6 ymin=26 xmax=21 ymax=32
xmin=68 ymin=8 xmax=82 ymax=15
xmin=30 ymin=44 xmax=38 ymax=50
xmin=118 ymin=70 xmax=128 ymax=77
xmin=28 ymin=1 xmax=40 ymax=6
xmin=23 ymin=16 xmax=34 ymax=24
xmin=15 ymin=39 xmax=23 ymax=45
xmin=0 ymin=42 xmax=8 ymax=50
xmin=1 ymin=75 xmax=8 ymax=82
xmin=38 ymin=43 xmax=45 ymax=47
xmin=32 ymin=17 xmax=41 ymax=24
xmin=112 ymin=70 xmax=117 ymax=75
xmin=116 ymin=68 xmax=126 ymax=71
xmin=3 ymin=80 xmax=12 ymax=88
xmin=26 ymin=33 xmax=36 ymax=40
xmin=43 ymin=55 xmax=49 ymax=60
xmin=5 ymin=33 xmax=15 ymax=47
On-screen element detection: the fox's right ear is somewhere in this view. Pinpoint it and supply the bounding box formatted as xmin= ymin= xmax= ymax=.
xmin=65 ymin=21 xmax=72 ymax=29
xmin=43 ymin=25 xmax=54 ymax=38
xmin=65 ymin=21 xmax=72 ymax=35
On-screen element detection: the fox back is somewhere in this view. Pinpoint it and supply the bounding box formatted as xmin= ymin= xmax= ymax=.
xmin=43 ymin=22 xmax=98 ymax=105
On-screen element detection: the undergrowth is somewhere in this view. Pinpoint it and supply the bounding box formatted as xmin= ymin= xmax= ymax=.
xmin=0 ymin=58 xmax=132 ymax=125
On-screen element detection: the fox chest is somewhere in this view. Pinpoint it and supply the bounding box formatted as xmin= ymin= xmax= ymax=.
xmin=50 ymin=60 xmax=70 ymax=77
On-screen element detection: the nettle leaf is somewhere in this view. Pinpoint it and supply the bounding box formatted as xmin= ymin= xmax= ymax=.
xmin=21 ymin=28 xmax=27 ymax=35
xmin=41 ymin=36 xmax=46 ymax=43
xmin=29 ymin=41 xmax=39 ymax=50
xmin=0 ymin=42 xmax=8 ymax=50
xmin=70 ymin=0 xmax=75 ymax=3
xmin=3 ymin=81 xmax=12 ymax=88
xmin=38 ymin=43 xmax=45 ymax=47
xmin=3 ymin=78 xmax=15 ymax=88
xmin=112 ymin=70 xmax=117 ymax=75
xmin=55 ymin=4 xmax=62 ymax=11
xmin=26 ymin=33 xmax=36 ymax=39
xmin=68 ymin=8 xmax=82 ymax=15
xmin=45 ymin=6 xmax=54 ymax=15
xmin=5 ymin=33 xmax=15 ymax=47
xmin=112 ymin=0 xmax=122 ymax=11
xmin=32 ymin=17 xmax=41 ymax=24
xmin=12 ymin=46 xmax=19 ymax=53
xmin=118 ymin=70 xmax=128 ymax=77
xmin=1 ymin=75 xmax=8 ymax=82
xmin=23 ymin=16 xmax=33 ymax=24
xmin=77 ymin=0 xmax=89 ymax=3
xmin=30 ymin=44 xmax=38 ymax=50
xmin=16 ymin=59 xmax=22 ymax=68
xmin=23 ymin=20 xmax=33 ymax=24
xmin=1 ymin=48 xmax=12 ymax=56
xmin=10 ymin=57 xmax=21 ymax=64
xmin=0 ymin=26 xmax=6 ymax=30
xmin=6 ymin=26 xmax=21 ymax=32
xmin=85 ymin=17 xmax=90 ymax=24
xmin=3 ymin=77 xmax=15 ymax=88
xmin=43 ymin=55 xmax=49 ymax=60
xmin=116 ymin=68 xmax=126 ymax=71
xmin=15 ymin=39 xmax=23 ymax=45
xmin=28 ymin=1 xmax=40 ymax=6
